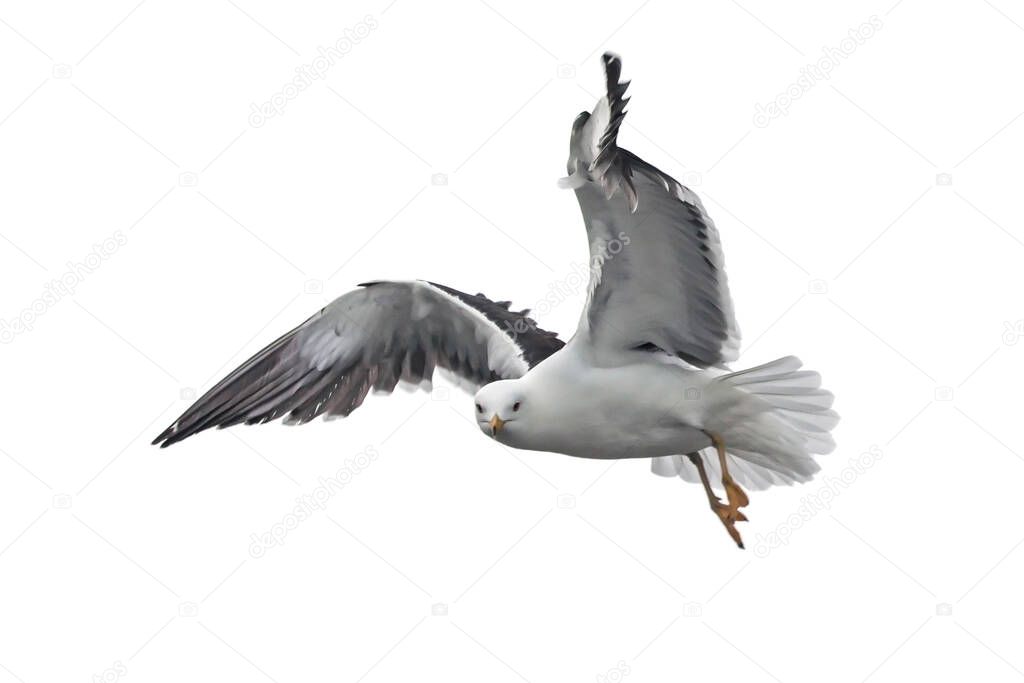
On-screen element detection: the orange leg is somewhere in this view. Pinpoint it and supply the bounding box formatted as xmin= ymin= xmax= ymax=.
xmin=690 ymin=434 xmax=750 ymax=549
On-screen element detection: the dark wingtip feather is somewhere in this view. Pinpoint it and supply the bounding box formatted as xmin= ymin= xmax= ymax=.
xmin=590 ymin=52 xmax=638 ymax=212
xmin=602 ymin=52 xmax=622 ymax=87
xmin=152 ymin=423 xmax=179 ymax=447
xmin=150 ymin=322 xmax=309 ymax=448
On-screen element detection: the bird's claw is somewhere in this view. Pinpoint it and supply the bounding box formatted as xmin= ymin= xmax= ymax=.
xmin=724 ymin=477 xmax=749 ymax=510
xmin=710 ymin=496 xmax=748 ymax=549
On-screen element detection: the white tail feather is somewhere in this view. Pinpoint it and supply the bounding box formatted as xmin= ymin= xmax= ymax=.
xmin=652 ymin=356 xmax=838 ymax=491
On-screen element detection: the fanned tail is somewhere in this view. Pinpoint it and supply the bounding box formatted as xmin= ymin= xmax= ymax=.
xmin=722 ymin=356 xmax=838 ymax=456
xmin=652 ymin=356 xmax=838 ymax=491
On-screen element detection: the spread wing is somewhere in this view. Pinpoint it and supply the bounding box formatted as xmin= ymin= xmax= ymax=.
xmin=152 ymin=280 xmax=563 ymax=447
xmin=565 ymin=53 xmax=740 ymax=368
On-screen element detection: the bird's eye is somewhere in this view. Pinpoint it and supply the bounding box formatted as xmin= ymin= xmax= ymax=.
xmin=476 ymin=403 xmax=483 ymax=413
xmin=513 ymin=401 xmax=521 ymax=412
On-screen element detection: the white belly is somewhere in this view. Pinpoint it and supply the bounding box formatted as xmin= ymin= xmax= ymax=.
xmin=496 ymin=347 xmax=716 ymax=459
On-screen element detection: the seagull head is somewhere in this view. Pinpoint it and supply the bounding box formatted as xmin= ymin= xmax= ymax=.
xmin=474 ymin=380 xmax=526 ymax=440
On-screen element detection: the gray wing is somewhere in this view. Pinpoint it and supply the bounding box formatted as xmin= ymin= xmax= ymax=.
xmin=565 ymin=53 xmax=740 ymax=368
xmin=152 ymin=280 xmax=563 ymax=447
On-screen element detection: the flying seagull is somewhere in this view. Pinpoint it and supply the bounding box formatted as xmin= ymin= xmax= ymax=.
xmin=154 ymin=53 xmax=837 ymax=548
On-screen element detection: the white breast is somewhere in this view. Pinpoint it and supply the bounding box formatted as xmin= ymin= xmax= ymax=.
xmin=505 ymin=345 xmax=715 ymax=459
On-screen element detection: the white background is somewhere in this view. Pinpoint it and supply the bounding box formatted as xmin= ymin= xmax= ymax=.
xmin=2 ymin=1 xmax=1023 ymax=681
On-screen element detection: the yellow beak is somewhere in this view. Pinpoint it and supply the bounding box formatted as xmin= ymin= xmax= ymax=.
xmin=489 ymin=414 xmax=505 ymax=436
